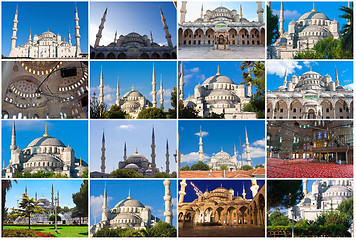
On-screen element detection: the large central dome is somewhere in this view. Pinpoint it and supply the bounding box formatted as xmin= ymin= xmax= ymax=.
xmin=298 ymin=11 xmax=330 ymax=21
xmin=113 ymin=198 xmax=145 ymax=209
xmin=203 ymin=74 xmax=234 ymax=85
xmin=27 ymin=136 xmax=66 ymax=148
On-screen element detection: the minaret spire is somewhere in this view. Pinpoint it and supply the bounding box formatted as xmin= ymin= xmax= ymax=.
xmin=283 ymin=68 xmax=287 ymax=87
xmin=101 ymin=129 xmax=106 ymax=173
xmin=198 ymin=126 xmax=204 ymax=162
xmin=11 ymin=4 xmax=19 ymax=51
xmin=28 ymin=28 xmax=32 ymax=42
xmin=200 ymin=4 xmax=204 ymax=18
xmin=245 ymin=127 xmax=251 ymax=166
xmin=99 ymin=66 xmax=104 ymax=105
xmin=242 ymin=182 xmax=246 ymax=200
xmin=74 ymin=3 xmax=81 ymax=56
xmin=165 ymin=139 xmax=170 ymax=174
xmin=163 ymin=179 xmax=173 ymax=225
xmin=160 ymin=7 xmax=173 ymax=48
xmin=51 ymin=184 xmax=54 ymax=209
xmin=150 ymin=30 xmax=153 ymax=43
xmin=151 ymin=126 xmax=156 ymax=168
xmin=152 ymin=63 xmax=157 ymax=107
xmin=179 ymin=62 xmax=184 ymax=101
xmin=160 ymin=75 xmax=164 ymax=109
xmin=123 ymin=142 xmax=127 ymax=161
xmin=240 ymin=3 xmax=243 ymax=18
xmin=335 ymin=65 xmax=339 ymax=86
xmin=102 ymin=182 xmax=109 ymax=221
xmin=10 ymin=121 xmax=17 ymax=151
xmin=180 ymin=1 xmax=187 ymax=24
xmin=35 ymin=192 xmax=37 ymax=201
xmin=25 ymin=186 xmax=27 ymax=196
xmin=114 ymin=31 xmax=117 ymax=43
xmin=116 ymin=76 xmax=120 ymax=106
xmin=68 ymin=27 xmax=72 ymax=45
xmin=217 ymin=65 xmax=220 ymax=75
xmin=94 ymin=8 xmax=107 ymax=48
xmin=279 ymin=2 xmax=285 ymax=35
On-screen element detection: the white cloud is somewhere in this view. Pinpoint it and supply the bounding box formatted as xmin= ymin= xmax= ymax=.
xmin=181 ymin=152 xmax=210 ymax=163
xmin=118 ymin=124 xmax=135 ymax=130
xmin=242 ymin=146 xmax=265 ymax=159
xmin=90 ymin=195 xmax=113 ymax=222
xmin=189 ymin=67 xmax=200 ymax=73
xmin=272 ymin=9 xmax=301 ymax=20
xmin=194 ymin=131 xmax=208 ymax=137
xmin=267 ymin=61 xmax=303 ymax=77
xmin=345 ymin=83 xmax=354 ymax=90
xmin=164 ymin=88 xmax=172 ymax=97
xmin=89 ymin=22 xmax=120 ymax=47
xmin=252 ymin=138 xmax=265 ymax=147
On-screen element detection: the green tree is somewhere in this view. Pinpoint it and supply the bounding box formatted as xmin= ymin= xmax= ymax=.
xmin=110 ymin=169 xmax=143 ymax=178
xmin=337 ymin=197 xmax=353 ymax=225
xmin=90 ymin=93 xmax=107 ymax=119
xmin=178 ymin=100 xmax=201 ymax=119
xmin=191 ymin=161 xmax=209 ymax=171
xmin=166 ymin=87 xmax=177 ymax=119
xmin=206 ymin=112 xmax=224 ymax=119
xmin=180 ymin=165 xmax=191 ymax=171
xmin=255 ymin=164 xmax=264 ymax=168
xmin=267 ymin=180 xmax=304 ymax=210
xmin=149 ymin=221 xmax=177 ymax=237
xmin=137 ymin=107 xmax=166 ymax=119
xmin=9 ymin=193 xmax=44 ymax=229
xmin=170 ymin=171 xmax=177 ymax=178
xmin=267 ymin=5 xmax=280 ymax=49
xmin=152 ymin=172 xmax=170 ymax=178
xmin=241 ymin=165 xmax=254 ymax=171
xmin=15 ymin=170 xmax=68 ymax=178
xmin=71 ymin=180 xmax=88 ymax=225
xmin=2 ymin=180 xmax=16 ymax=232
xmin=315 ymin=210 xmax=350 ymax=228
xmin=81 ymin=168 xmax=88 ymax=178
xmin=268 ymin=210 xmax=290 ymax=226
xmin=48 ymin=214 xmax=62 ymax=222
xmin=339 ymin=4 xmax=353 ymax=54
xmin=220 ymin=164 xmax=229 ymax=171
xmin=104 ymin=104 xmax=130 ymax=119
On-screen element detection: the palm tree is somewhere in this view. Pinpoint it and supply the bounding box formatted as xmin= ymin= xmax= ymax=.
xmin=339 ymin=3 xmax=353 ymax=53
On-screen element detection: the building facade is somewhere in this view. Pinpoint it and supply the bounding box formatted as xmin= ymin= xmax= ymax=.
xmin=4 ymin=122 xmax=87 ymax=178
xmin=91 ymin=7 xmax=176 ymax=59
xmin=2 ymin=61 xmax=88 ymax=119
xmin=180 ymin=63 xmax=257 ymax=119
xmin=178 ymin=180 xmax=265 ymax=227
xmin=178 ymin=2 xmax=265 ymax=48
xmin=271 ymin=2 xmax=340 ymax=59
xmin=8 ymin=4 xmax=82 ymax=58
xmin=289 ymin=179 xmax=353 ymax=221
xmin=267 ymin=67 xmax=353 ymax=119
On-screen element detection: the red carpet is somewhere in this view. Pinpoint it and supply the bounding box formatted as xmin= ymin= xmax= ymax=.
xmin=267 ymin=158 xmax=353 ymax=178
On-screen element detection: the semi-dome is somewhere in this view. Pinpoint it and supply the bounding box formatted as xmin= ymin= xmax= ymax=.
xmin=27 ymin=136 xmax=66 ymax=148
xmin=124 ymin=163 xmax=139 ymax=169
xmin=27 ymin=154 xmax=61 ymax=163
xmin=113 ymin=213 xmax=141 ymax=221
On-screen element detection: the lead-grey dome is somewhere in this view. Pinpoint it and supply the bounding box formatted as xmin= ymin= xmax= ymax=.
xmin=113 ymin=198 xmax=145 ymax=209
xmin=203 ymin=74 xmax=234 ymax=85
xmin=27 ymin=136 xmax=65 ymax=148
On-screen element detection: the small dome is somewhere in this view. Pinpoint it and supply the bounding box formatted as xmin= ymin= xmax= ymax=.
xmin=27 ymin=154 xmax=60 ymax=164
xmin=124 ymin=163 xmax=139 ymax=169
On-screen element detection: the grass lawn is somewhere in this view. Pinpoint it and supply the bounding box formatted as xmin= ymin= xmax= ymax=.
xmin=4 ymin=225 xmax=88 ymax=237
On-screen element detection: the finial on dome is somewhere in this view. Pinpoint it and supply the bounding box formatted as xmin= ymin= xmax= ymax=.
xmin=221 ymin=147 xmax=223 ymax=152
xmin=135 ymin=147 xmax=138 ymax=153
xmin=128 ymin=189 xmax=132 ymax=199
xmin=43 ymin=123 xmax=49 ymax=137
xmin=132 ymin=84 xmax=134 ymax=91
xmin=312 ymin=2 xmax=316 ymax=12
xmin=220 ymin=183 xmax=223 ymax=187
xmin=217 ymin=65 xmax=220 ymax=75
xmin=310 ymin=66 xmax=312 ymax=72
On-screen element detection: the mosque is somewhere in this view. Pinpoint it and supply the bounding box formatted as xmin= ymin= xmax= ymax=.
xmin=3 ymin=121 xmax=87 ymax=178
xmin=91 ymin=126 xmax=171 ymax=178
xmin=178 ymin=2 xmax=265 ymax=49
xmin=267 ymin=66 xmax=353 ymax=119
xmin=289 ymin=179 xmax=353 ymax=221
xmin=178 ymin=180 xmax=265 ymax=229
xmin=90 ymin=179 xmax=173 ymax=235
xmin=91 ymin=7 xmax=176 ymax=59
xmin=2 ymin=61 xmax=88 ymax=119
xmin=97 ymin=64 xmax=168 ymax=119
xmin=179 ymin=63 xmax=257 ymax=119
xmin=8 ymin=4 xmax=82 ymax=58
xmin=270 ymin=2 xmax=341 ymax=59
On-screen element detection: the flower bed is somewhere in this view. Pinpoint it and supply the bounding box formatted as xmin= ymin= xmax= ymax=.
xmin=3 ymin=229 xmax=55 ymax=237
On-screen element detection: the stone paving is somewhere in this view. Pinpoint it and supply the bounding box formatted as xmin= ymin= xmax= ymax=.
xmin=179 ymin=225 xmax=265 ymax=237
xmin=178 ymin=45 xmax=266 ymax=59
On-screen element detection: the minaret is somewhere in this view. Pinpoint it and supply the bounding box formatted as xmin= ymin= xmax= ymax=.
xmin=11 ymin=5 xmax=19 ymax=50
xmin=198 ymin=126 xmax=204 ymax=162
xmin=234 ymin=144 xmax=237 ymax=156
xmin=200 ymin=4 xmax=204 ymax=18
xmin=180 ymin=1 xmax=187 ymax=24
xmin=257 ymin=1 xmax=264 ymax=24
xmin=51 ymin=184 xmax=54 ymax=207
xmin=150 ymin=30 xmax=153 ymax=43
xmin=160 ymin=7 xmax=173 ymax=48
xmin=68 ymin=27 xmax=72 ymax=45
xmin=303 ymin=179 xmax=308 ymax=196
xmin=179 ymin=62 xmax=184 ymax=101
xmin=28 ymin=28 xmax=32 ymax=42
xmin=123 ymin=142 xmax=127 ymax=161
xmin=94 ymin=8 xmax=108 ymax=48
xmin=102 ymin=182 xmax=109 ymax=221
xmin=116 ymin=76 xmax=120 ymax=106
xmin=152 ymin=63 xmax=157 ymax=107
xmin=99 ymin=66 xmax=104 ymax=105
xmin=160 ymin=75 xmax=164 ymax=109
xmin=279 ymin=2 xmax=285 ymax=35
xmin=242 ymin=182 xmax=246 ymax=200
xmin=35 ymin=192 xmax=37 ymax=201
xmin=74 ymin=3 xmax=81 ymax=56
xmin=250 ymin=179 xmax=259 ymax=198
xmin=179 ymin=179 xmax=187 ymax=204
xmin=57 ymin=191 xmax=60 ymax=206
xmin=335 ymin=65 xmax=339 ymax=86
xmin=151 ymin=126 xmax=156 ymax=168
xmin=240 ymin=4 xmax=243 ymax=18
xmin=10 ymin=121 xmax=17 ymax=151
xmin=245 ymin=127 xmax=251 ymax=166
xmin=283 ymin=69 xmax=287 ymax=87
xmin=165 ymin=139 xmax=170 ymax=174
xmin=101 ymin=129 xmax=106 ymax=173
xmin=163 ymin=179 xmax=173 ymax=225
xmin=25 ymin=186 xmax=27 ymax=196
xmin=114 ymin=31 xmax=117 ymax=43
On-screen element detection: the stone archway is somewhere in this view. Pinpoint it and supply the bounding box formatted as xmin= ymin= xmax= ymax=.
xmin=183 ymin=29 xmax=194 ymax=45
xmin=250 ymin=28 xmax=260 ymax=45
xmin=321 ymin=100 xmax=333 ymax=119
xmin=275 ymin=100 xmax=288 ymax=118
xmin=206 ymin=28 xmax=215 ymax=45
xmin=151 ymin=53 xmax=160 ymax=59
xmin=162 ymin=52 xmax=171 ymax=59
xmin=228 ymin=29 xmax=238 ymax=45
xmin=178 ymin=28 xmax=183 ymax=45
xmin=239 ymin=28 xmax=248 ymax=45
xmin=194 ymin=29 xmax=204 ymax=45
xmin=140 ymin=53 xmax=149 ymax=59
xmin=117 ymin=53 xmax=127 ymax=59
xmin=307 ymin=109 xmax=316 ymax=119
xmin=95 ymin=52 xmax=104 ymax=59
xmin=335 ymin=99 xmax=349 ymax=119
xmin=261 ymin=28 xmax=265 ymax=46
xmin=290 ymin=100 xmax=302 ymax=119
xmin=107 ymin=52 xmax=116 ymax=59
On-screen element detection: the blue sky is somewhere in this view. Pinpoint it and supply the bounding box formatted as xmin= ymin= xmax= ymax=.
xmin=2 ymin=2 xmax=88 ymax=56
xmin=4 ymin=179 xmax=86 ymax=210
xmin=90 ymin=2 xmax=177 ymax=47
xmin=181 ymin=61 xmax=259 ymax=99
xmin=90 ymin=120 xmax=177 ymax=174
xmin=267 ymin=60 xmax=354 ymax=91
xmin=2 ymin=120 xmax=88 ymax=167
xmin=271 ymin=1 xmax=349 ymax=32
xmin=178 ymin=1 xmax=265 ymax=23
xmin=90 ymin=180 xmax=177 ymax=227
xmin=178 ymin=179 xmax=265 ymax=203
xmin=179 ymin=120 xmax=265 ymax=167
xmin=90 ymin=61 xmax=177 ymax=108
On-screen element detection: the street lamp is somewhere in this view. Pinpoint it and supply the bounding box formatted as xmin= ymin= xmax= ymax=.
xmin=54 ymin=196 xmax=58 ymax=233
